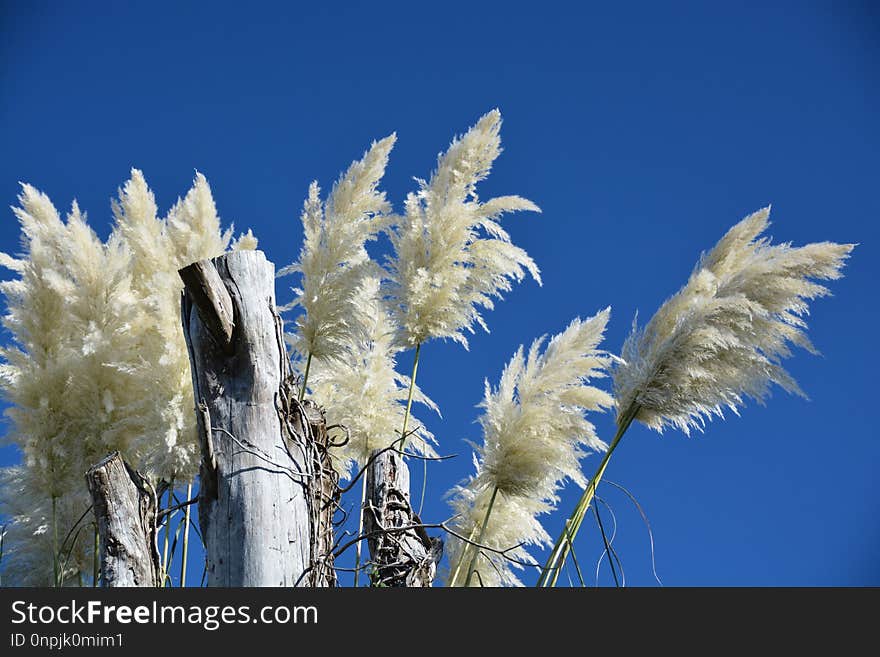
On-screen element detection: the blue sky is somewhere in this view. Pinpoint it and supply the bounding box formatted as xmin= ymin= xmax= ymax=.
xmin=1 ymin=1 xmax=877 ymax=586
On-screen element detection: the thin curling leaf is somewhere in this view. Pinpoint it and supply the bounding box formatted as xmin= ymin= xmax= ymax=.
xmin=387 ymin=109 xmax=541 ymax=349
xmin=613 ymin=207 xmax=855 ymax=435
xmin=280 ymin=135 xmax=396 ymax=361
xmin=445 ymin=309 xmax=615 ymax=586
xmin=307 ymin=276 xmax=438 ymax=479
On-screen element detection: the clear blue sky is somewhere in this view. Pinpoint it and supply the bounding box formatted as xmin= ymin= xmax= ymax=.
xmin=1 ymin=1 xmax=877 ymax=586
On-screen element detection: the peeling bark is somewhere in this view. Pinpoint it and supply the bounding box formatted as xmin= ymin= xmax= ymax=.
xmin=365 ymin=449 xmax=442 ymax=587
xmin=86 ymin=452 xmax=160 ymax=587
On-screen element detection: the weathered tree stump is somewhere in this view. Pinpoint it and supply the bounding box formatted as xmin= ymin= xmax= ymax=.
xmin=86 ymin=452 xmax=160 ymax=587
xmin=364 ymin=449 xmax=442 ymax=587
xmin=180 ymin=250 xmax=311 ymax=586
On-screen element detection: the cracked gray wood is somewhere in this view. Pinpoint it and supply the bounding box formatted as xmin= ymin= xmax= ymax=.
xmin=180 ymin=250 xmax=311 ymax=586
xmin=86 ymin=451 xmax=160 ymax=587
xmin=364 ymin=449 xmax=442 ymax=587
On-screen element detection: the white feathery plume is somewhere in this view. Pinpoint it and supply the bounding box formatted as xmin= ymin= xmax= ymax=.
xmin=307 ymin=276 xmax=438 ymax=479
xmin=232 ymin=228 xmax=259 ymax=251
xmin=0 ymin=187 xmax=142 ymax=584
xmin=279 ymin=135 xmax=396 ymax=363
xmin=111 ymin=169 xmax=237 ymax=479
xmin=1 ymin=188 xmax=142 ymax=491
xmin=165 ymin=171 xmax=232 ymax=266
xmin=446 ymin=309 xmax=614 ymax=586
xmin=613 ymin=206 xmax=855 ymax=434
xmin=111 ymin=170 xmax=193 ymax=481
xmin=540 ymin=207 xmax=855 ymax=586
xmin=0 ymin=171 xmax=244 ymax=584
xmin=386 ymin=109 xmax=541 ymax=349
xmin=0 ymin=467 xmax=90 ymax=586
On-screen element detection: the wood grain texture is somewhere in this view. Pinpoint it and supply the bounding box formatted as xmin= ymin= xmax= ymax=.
xmin=365 ymin=449 xmax=442 ymax=587
xmin=178 ymin=260 xmax=235 ymax=349
xmin=181 ymin=250 xmax=311 ymax=586
xmin=86 ymin=452 xmax=160 ymax=587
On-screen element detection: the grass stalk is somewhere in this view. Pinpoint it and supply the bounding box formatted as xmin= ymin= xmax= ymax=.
xmin=180 ymin=482 xmax=193 ymax=587
xmin=593 ymin=502 xmax=619 ymax=587
xmin=353 ymin=451 xmax=368 ymax=587
xmin=399 ymin=342 xmax=421 ymax=451
xmin=462 ymin=485 xmax=499 ymax=587
xmin=446 ymin=525 xmax=478 ymax=587
xmin=299 ymin=352 xmax=313 ymax=402
xmin=567 ymin=532 xmax=587 ymax=587
xmin=537 ymin=403 xmax=639 ymax=587
xmin=161 ymin=478 xmax=174 ymax=586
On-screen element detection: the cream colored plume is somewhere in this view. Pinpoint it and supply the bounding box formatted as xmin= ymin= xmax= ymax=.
xmin=279 ymin=135 xmax=395 ymax=362
xmin=386 ymin=109 xmax=541 ymax=349
xmin=445 ymin=309 xmax=615 ymax=586
xmin=0 ymin=170 xmax=245 ymax=584
xmin=307 ymin=276 xmax=438 ymax=479
xmin=613 ymin=207 xmax=854 ymax=434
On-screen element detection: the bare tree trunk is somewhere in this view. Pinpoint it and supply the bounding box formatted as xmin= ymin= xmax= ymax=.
xmin=86 ymin=452 xmax=160 ymax=587
xmin=364 ymin=449 xmax=442 ymax=587
xmin=180 ymin=250 xmax=311 ymax=586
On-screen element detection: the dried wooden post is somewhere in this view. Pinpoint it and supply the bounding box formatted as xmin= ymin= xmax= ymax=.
xmin=364 ymin=449 xmax=442 ymax=587
xmin=290 ymin=400 xmax=338 ymax=587
xmin=180 ymin=250 xmax=311 ymax=586
xmin=86 ymin=452 xmax=160 ymax=587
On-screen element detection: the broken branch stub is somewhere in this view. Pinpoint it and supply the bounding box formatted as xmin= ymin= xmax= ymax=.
xmin=86 ymin=452 xmax=160 ymax=587
xmin=365 ymin=449 xmax=442 ymax=587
